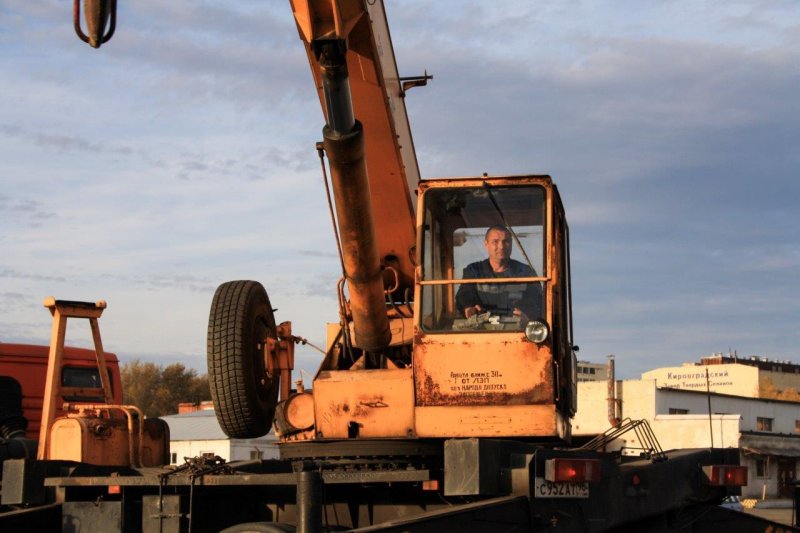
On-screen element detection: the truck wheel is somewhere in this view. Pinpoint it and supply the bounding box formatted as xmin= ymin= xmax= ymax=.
xmin=208 ymin=280 xmax=280 ymax=438
xmin=220 ymin=523 xmax=295 ymax=532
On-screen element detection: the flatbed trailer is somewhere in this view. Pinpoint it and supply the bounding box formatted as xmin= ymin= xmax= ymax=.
xmin=2 ymin=440 xmax=758 ymax=532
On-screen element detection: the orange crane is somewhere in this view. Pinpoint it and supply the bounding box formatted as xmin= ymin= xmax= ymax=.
xmin=207 ymin=0 xmax=577 ymax=446
xmin=0 ymin=3 xmax=752 ymax=531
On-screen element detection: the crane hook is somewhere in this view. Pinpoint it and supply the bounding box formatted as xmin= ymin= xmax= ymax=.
xmin=73 ymin=0 xmax=117 ymax=48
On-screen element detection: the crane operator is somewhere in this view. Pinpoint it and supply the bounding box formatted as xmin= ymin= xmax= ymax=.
xmin=455 ymin=225 xmax=543 ymax=323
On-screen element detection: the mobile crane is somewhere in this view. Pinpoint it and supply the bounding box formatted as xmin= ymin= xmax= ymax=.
xmin=207 ymin=0 xmax=575 ymax=447
xmin=198 ymin=1 xmax=750 ymax=530
xmin=0 ymin=1 xmax=764 ymax=531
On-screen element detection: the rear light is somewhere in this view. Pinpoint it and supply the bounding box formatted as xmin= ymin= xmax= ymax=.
xmin=703 ymin=465 xmax=748 ymax=487
xmin=545 ymin=458 xmax=601 ymax=483
xmin=422 ymin=480 xmax=439 ymax=491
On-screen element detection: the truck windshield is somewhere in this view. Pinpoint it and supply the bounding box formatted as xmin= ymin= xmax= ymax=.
xmin=420 ymin=185 xmax=546 ymax=332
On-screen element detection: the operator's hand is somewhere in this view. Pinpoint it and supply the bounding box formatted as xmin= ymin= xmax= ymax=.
xmin=513 ymin=308 xmax=529 ymax=323
xmin=465 ymin=304 xmax=483 ymax=318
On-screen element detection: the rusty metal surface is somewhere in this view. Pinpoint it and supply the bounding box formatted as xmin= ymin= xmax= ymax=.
xmin=39 ymin=297 xmax=114 ymax=460
xmin=45 ymin=469 xmax=430 ymax=487
xmin=415 ymin=405 xmax=562 ymax=438
xmin=314 ymin=368 xmax=414 ymax=439
xmin=416 ymin=175 xmax=554 ymax=194
xmin=274 ymin=391 xmax=315 ymax=437
xmin=323 ymin=123 xmax=391 ymax=352
xmin=290 ymin=0 xmax=365 ymax=44
xmin=407 ymin=175 xmax=571 ymax=439
xmin=279 ymin=438 xmax=442 ymax=460
xmin=413 ymin=333 xmax=554 ymax=407
xmin=48 ymin=409 xmax=168 ymax=467
xmin=293 ymin=0 xmax=418 ymax=297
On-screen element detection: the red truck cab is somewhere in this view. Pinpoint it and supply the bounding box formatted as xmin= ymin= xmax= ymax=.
xmin=0 ymin=342 xmax=122 ymax=440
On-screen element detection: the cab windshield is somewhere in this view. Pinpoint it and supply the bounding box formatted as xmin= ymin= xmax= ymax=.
xmin=420 ymin=185 xmax=546 ymax=332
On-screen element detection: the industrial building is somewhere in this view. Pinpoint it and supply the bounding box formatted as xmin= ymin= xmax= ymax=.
xmin=161 ymin=408 xmax=279 ymax=464
xmin=574 ymin=377 xmax=800 ymax=499
xmin=642 ymin=353 xmax=800 ymax=399
xmin=577 ymin=360 xmax=609 ymax=382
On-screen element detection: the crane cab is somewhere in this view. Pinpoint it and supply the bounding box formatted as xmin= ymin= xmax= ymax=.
xmin=412 ymin=175 xmax=576 ymax=440
xmin=300 ymin=175 xmax=576 ymax=442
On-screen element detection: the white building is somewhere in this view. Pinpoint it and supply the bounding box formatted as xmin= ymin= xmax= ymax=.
xmin=642 ymin=354 xmax=800 ymax=398
xmin=161 ymin=409 xmax=279 ymax=465
xmin=577 ymin=360 xmax=608 ymax=382
xmin=575 ymin=379 xmax=800 ymax=499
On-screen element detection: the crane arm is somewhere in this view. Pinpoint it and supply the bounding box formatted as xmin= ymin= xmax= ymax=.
xmin=290 ymin=0 xmax=420 ymax=296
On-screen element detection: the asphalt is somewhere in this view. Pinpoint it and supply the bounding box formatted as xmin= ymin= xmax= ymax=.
xmin=742 ymin=507 xmax=797 ymax=528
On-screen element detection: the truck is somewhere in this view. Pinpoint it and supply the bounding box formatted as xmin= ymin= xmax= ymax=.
xmin=0 ymin=341 xmax=124 ymax=528
xmin=0 ymin=342 xmax=123 ymax=442
xmin=1 ymin=1 xmax=788 ymax=531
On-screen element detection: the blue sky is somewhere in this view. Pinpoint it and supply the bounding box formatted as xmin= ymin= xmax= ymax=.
xmin=1 ymin=1 xmax=798 ymax=380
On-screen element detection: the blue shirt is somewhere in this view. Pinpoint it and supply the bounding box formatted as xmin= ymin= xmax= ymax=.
xmin=455 ymin=259 xmax=543 ymax=319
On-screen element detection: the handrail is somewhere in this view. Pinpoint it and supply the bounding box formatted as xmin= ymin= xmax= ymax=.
xmin=577 ymin=417 xmax=667 ymax=462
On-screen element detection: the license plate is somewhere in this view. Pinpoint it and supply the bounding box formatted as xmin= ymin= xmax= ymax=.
xmin=534 ymin=477 xmax=590 ymax=498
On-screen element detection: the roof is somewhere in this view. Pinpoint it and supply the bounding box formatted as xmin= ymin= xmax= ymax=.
xmin=161 ymin=409 xmax=276 ymax=442
xmin=0 ymin=342 xmax=119 ymax=362
xmin=740 ymin=433 xmax=800 ymax=457
xmin=656 ymin=385 xmax=800 ymax=405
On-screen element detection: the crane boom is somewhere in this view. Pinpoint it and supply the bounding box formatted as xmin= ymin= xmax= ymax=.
xmin=290 ymin=0 xmax=419 ymax=296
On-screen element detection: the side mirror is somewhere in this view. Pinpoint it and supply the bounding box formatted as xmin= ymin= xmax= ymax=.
xmin=73 ymin=0 xmax=117 ymax=48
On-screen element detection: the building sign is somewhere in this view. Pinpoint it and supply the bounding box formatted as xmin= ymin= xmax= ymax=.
xmin=642 ymin=364 xmax=759 ymax=397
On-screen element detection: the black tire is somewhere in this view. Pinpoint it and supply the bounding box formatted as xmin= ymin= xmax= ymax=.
xmin=220 ymin=523 xmax=296 ymax=533
xmin=207 ymin=280 xmax=280 ymax=438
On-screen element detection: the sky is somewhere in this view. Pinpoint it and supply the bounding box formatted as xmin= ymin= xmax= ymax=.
xmin=1 ymin=1 xmax=798 ymax=381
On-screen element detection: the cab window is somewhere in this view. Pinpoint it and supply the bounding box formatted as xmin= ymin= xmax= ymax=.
xmin=62 ymin=366 xmax=113 ymax=402
xmin=420 ymin=185 xmax=546 ymax=332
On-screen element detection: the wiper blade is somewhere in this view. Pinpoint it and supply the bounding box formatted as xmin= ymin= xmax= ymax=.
xmin=482 ymin=182 xmax=536 ymax=273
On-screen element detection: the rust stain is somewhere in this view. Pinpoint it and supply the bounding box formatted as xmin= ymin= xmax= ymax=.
xmin=413 ymin=330 xmax=556 ymax=408
xmin=333 ymin=395 xmax=389 ymax=419
xmin=416 ymin=369 xmax=552 ymax=407
xmin=413 ymin=329 xmax=427 ymax=349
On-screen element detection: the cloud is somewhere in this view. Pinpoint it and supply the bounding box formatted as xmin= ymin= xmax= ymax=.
xmin=0 ymin=124 xmax=133 ymax=156
xmin=1 ymin=0 xmax=797 ymax=380
xmin=0 ymin=268 xmax=66 ymax=283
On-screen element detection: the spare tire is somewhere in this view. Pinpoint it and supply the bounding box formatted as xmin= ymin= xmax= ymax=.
xmin=207 ymin=280 xmax=280 ymax=438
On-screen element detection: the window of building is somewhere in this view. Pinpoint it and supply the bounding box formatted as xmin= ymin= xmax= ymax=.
xmin=668 ymin=408 xmax=689 ymax=415
xmin=170 ymin=452 xmax=177 ymax=464
xmin=755 ymin=458 xmax=768 ymax=478
xmin=249 ymin=450 xmax=263 ymax=460
xmin=756 ymin=417 xmax=774 ymax=432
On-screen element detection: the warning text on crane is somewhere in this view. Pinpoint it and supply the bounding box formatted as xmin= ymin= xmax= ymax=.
xmin=447 ymin=370 xmax=507 ymax=395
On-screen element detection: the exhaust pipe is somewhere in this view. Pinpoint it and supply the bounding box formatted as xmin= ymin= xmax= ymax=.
xmin=607 ymin=355 xmax=621 ymax=428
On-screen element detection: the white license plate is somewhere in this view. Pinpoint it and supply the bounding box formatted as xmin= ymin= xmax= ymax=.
xmin=534 ymin=477 xmax=590 ymax=498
